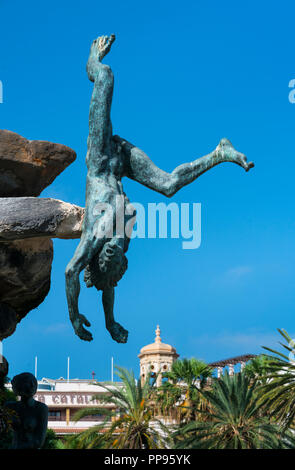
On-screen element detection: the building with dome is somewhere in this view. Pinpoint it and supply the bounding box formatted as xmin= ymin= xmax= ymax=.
xmin=138 ymin=325 xmax=179 ymax=387
xmin=10 ymin=325 xmax=255 ymax=436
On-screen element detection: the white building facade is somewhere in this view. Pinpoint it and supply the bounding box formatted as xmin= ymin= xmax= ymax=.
xmin=35 ymin=378 xmax=118 ymax=435
xmin=26 ymin=326 xmax=255 ymax=436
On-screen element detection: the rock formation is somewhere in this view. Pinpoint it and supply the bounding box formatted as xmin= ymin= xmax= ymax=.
xmin=0 ymin=239 xmax=53 ymax=339
xmin=0 ymin=198 xmax=84 ymax=241
xmin=0 ymin=130 xmax=80 ymax=340
xmin=0 ymin=130 xmax=76 ymax=197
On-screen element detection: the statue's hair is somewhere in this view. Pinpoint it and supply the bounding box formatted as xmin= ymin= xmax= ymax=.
xmin=84 ymin=240 xmax=128 ymax=291
xmin=11 ymin=372 xmax=37 ymax=397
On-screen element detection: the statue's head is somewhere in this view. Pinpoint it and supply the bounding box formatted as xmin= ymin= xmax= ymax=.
xmin=84 ymin=239 xmax=128 ymax=291
xmin=11 ymin=372 xmax=37 ymax=399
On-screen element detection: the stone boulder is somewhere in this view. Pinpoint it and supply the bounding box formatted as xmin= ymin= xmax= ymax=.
xmin=0 ymin=198 xmax=84 ymax=241
xmin=0 ymin=130 xmax=76 ymax=197
xmin=0 ymin=130 xmax=79 ymax=340
xmin=0 ymin=238 xmax=53 ymax=340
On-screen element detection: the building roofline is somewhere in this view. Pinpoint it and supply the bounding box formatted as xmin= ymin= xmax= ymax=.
xmin=209 ymin=354 xmax=257 ymax=368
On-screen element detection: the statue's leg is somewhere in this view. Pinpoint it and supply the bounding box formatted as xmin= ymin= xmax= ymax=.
xmin=115 ymin=136 xmax=254 ymax=198
xmin=86 ymin=35 xmax=115 ymax=81
xmin=102 ymin=287 xmax=128 ymax=344
xmin=65 ymin=233 xmax=104 ymax=342
xmin=86 ymin=35 xmax=115 ymax=155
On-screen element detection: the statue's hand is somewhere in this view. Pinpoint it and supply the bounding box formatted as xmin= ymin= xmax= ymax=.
xmin=73 ymin=314 xmax=93 ymax=342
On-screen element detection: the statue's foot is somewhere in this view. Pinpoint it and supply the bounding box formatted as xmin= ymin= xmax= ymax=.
xmin=108 ymin=322 xmax=128 ymax=344
xmin=216 ymin=138 xmax=254 ymax=172
xmin=92 ymin=34 xmax=116 ymax=61
xmin=73 ymin=314 xmax=93 ymax=342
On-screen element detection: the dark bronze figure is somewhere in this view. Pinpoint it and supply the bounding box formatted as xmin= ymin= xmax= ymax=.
xmin=65 ymin=35 xmax=254 ymax=344
xmin=5 ymin=373 xmax=48 ymax=449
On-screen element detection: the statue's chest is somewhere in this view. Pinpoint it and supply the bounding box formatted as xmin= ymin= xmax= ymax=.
xmin=14 ymin=405 xmax=38 ymax=432
xmin=22 ymin=414 xmax=37 ymax=432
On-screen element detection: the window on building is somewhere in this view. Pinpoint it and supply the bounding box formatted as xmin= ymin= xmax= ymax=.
xmin=48 ymin=411 xmax=61 ymax=420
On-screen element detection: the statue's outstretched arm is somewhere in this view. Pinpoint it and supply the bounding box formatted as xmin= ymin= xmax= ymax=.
xmin=114 ymin=135 xmax=254 ymax=197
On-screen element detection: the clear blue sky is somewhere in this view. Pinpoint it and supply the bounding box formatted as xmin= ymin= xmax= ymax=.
xmin=1 ymin=0 xmax=295 ymax=381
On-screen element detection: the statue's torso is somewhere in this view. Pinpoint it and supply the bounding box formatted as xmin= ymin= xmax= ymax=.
xmin=85 ymin=138 xmax=126 ymax=207
xmin=6 ymin=400 xmax=47 ymax=449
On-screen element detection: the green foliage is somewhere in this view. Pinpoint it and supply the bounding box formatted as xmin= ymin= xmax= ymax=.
xmin=0 ymin=385 xmax=17 ymax=449
xmin=65 ymin=430 xmax=106 ymax=449
xmin=42 ymin=429 xmax=65 ymax=449
xmin=173 ymin=371 xmax=292 ymax=449
xmin=36 ymin=342 xmax=295 ymax=450
xmin=243 ymin=354 xmax=276 ymax=384
xmin=258 ymin=328 xmax=295 ymax=429
xmin=163 ymin=358 xmax=212 ymax=387
xmin=153 ymin=381 xmax=182 ymax=416
xmin=70 ymin=366 xmax=170 ymax=449
xmin=155 ymin=358 xmax=212 ymax=423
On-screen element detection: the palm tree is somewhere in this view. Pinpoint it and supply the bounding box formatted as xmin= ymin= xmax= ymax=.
xmin=155 ymin=358 xmax=212 ymax=423
xmin=173 ymin=371 xmax=292 ymax=449
xmin=66 ymin=428 xmax=107 ymax=449
xmin=71 ymin=366 xmax=170 ymax=449
xmin=152 ymin=381 xmax=182 ymax=420
xmin=258 ymin=328 xmax=295 ymax=430
xmin=243 ymin=354 xmax=276 ymax=385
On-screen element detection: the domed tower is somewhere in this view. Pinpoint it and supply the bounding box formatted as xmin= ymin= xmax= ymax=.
xmin=138 ymin=325 xmax=179 ymax=387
